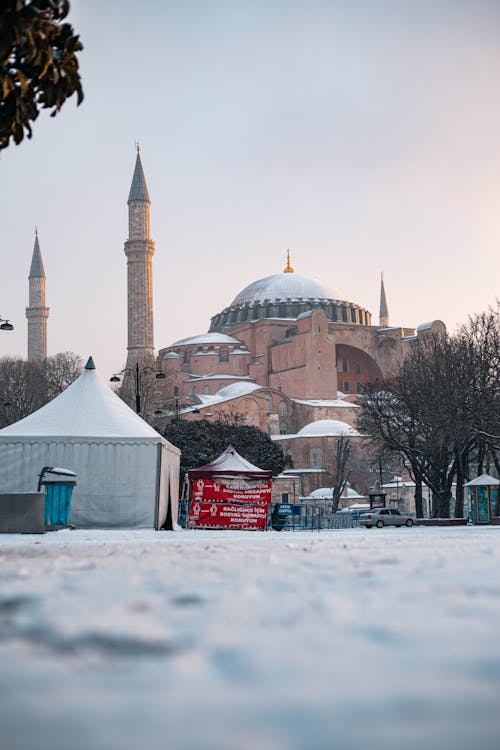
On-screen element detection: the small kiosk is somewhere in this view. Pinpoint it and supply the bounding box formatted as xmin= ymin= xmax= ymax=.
xmin=369 ymin=481 xmax=387 ymax=510
xmin=186 ymin=446 xmax=273 ymax=530
xmin=464 ymin=474 xmax=500 ymax=525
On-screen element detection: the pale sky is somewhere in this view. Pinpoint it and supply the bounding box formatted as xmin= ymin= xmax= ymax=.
xmin=1 ymin=0 xmax=499 ymax=379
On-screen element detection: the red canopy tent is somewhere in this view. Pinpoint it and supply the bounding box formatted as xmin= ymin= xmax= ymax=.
xmin=187 ymin=446 xmax=272 ymax=530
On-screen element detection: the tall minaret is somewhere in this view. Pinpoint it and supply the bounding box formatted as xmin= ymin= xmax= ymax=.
xmin=379 ymin=271 xmax=389 ymax=327
xmin=125 ymin=145 xmax=155 ymax=369
xmin=26 ymin=229 xmax=49 ymax=361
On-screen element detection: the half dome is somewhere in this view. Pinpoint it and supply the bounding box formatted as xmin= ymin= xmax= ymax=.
xmin=297 ymin=419 xmax=359 ymax=437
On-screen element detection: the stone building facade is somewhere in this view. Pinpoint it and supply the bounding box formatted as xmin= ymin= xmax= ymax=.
xmin=122 ymin=155 xmax=444 ymax=496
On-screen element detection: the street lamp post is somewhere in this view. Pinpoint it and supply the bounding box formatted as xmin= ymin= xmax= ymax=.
xmin=110 ymin=362 xmax=165 ymax=414
xmin=0 ymin=317 xmax=14 ymax=331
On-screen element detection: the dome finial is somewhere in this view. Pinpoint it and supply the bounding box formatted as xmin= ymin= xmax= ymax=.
xmin=283 ymin=248 xmax=294 ymax=273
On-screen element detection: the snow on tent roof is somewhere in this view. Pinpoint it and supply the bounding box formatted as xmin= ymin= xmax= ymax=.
xmin=297 ymin=419 xmax=359 ymax=437
xmin=188 ymin=445 xmax=272 ymax=479
xmin=0 ymin=362 xmax=162 ymax=439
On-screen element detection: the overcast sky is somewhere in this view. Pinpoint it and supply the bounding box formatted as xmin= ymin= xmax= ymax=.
xmin=1 ymin=0 xmax=499 ymax=378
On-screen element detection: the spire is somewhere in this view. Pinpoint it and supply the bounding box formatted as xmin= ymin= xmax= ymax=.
xmin=128 ymin=148 xmax=150 ymax=203
xmin=29 ymin=231 xmax=46 ymax=278
xmin=379 ymin=272 xmax=389 ymax=327
xmin=283 ymin=248 xmax=294 ymax=274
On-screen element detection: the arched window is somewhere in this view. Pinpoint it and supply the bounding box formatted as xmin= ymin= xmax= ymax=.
xmin=219 ymin=348 xmax=228 ymax=363
xmin=278 ymin=401 xmax=288 ymax=417
xmin=356 ymin=382 xmax=362 ymax=394
xmin=204 ymin=385 xmax=211 ymax=395
xmin=263 ymin=394 xmax=273 ymax=413
xmin=344 ymin=380 xmax=350 ymax=393
xmin=310 ymin=448 xmax=323 ymax=468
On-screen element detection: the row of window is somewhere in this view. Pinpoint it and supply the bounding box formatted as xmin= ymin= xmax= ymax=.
xmin=336 ymin=357 xmax=362 ymax=374
xmin=343 ymin=381 xmax=363 ymax=394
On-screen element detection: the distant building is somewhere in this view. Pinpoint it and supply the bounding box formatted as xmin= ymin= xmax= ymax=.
xmin=122 ymin=152 xmax=445 ymax=495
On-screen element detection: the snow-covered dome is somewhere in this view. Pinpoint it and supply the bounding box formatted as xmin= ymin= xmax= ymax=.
xmin=209 ymin=259 xmax=371 ymax=333
xmin=231 ymin=273 xmax=343 ymax=306
xmin=297 ymin=419 xmax=359 ymax=437
xmin=171 ymin=332 xmax=243 ymax=347
xmin=216 ymin=382 xmax=261 ymax=399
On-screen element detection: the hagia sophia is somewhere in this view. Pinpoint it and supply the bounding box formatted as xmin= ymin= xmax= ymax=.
xmin=25 ymin=149 xmax=445 ymax=498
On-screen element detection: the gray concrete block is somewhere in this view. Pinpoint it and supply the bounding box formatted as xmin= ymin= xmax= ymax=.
xmin=0 ymin=493 xmax=45 ymax=534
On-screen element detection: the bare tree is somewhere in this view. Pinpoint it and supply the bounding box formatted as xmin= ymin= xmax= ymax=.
xmin=359 ymin=306 xmax=499 ymax=518
xmin=0 ymin=351 xmax=82 ymax=427
xmin=329 ymin=436 xmax=352 ymax=513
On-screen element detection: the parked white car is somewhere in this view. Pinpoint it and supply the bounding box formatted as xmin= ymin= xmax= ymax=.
xmin=359 ymin=508 xmax=415 ymax=528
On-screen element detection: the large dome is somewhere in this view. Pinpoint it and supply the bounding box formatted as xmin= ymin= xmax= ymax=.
xmin=209 ymin=255 xmax=372 ymax=333
xmin=231 ymin=273 xmax=343 ymax=306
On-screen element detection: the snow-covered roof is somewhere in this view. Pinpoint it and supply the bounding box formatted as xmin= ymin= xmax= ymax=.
xmin=292 ymin=398 xmax=359 ymax=409
xmin=308 ymin=486 xmax=366 ymax=500
xmin=297 ymin=419 xmax=360 ymax=437
xmin=216 ymin=382 xmax=261 ymax=399
xmin=187 ymin=374 xmax=254 ymax=382
xmin=231 ymin=272 xmax=344 ymax=306
xmin=463 ymin=474 xmax=500 ymax=487
xmin=0 ymin=360 xmax=161 ymax=439
xmin=171 ymin=332 xmax=243 ymax=347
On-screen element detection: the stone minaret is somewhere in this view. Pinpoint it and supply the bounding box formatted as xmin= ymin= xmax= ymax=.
xmin=26 ymin=229 xmax=49 ymax=361
xmin=379 ymin=271 xmax=389 ymax=328
xmin=125 ymin=146 xmax=155 ymax=369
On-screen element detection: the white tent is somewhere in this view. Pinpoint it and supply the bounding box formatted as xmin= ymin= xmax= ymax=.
xmin=0 ymin=358 xmax=180 ymax=529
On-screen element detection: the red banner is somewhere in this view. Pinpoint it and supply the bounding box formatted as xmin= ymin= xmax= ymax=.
xmin=187 ymin=501 xmax=269 ymax=530
xmin=190 ymin=478 xmax=272 ymax=503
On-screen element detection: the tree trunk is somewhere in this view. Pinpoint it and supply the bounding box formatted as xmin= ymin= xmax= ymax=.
xmin=454 ymin=452 xmax=466 ymax=518
xmin=413 ymin=474 xmax=424 ymax=519
xmin=432 ymin=489 xmax=452 ymax=518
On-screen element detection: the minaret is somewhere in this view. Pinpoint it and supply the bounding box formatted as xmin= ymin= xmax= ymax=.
xmin=26 ymin=229 xmax=49 ymax=361
xmin=379 ymin=272 xmax=389 ymax=327
xmin=125 ymin=145 xmax=155 ymax=369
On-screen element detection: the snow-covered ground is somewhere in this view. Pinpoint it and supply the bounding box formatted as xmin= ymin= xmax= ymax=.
xmin=1 ymin=526 xmax=499 ymax=750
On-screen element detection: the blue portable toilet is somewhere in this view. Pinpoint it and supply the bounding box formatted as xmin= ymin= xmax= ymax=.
xmin=38 ymin=466 xmax=77 ymax=529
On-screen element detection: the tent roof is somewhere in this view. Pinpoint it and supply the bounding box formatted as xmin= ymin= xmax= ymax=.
xmin=188 ymin=445 xmax=272 ymax=479
xmin=0 ymin=361 xmax=163 ymax=440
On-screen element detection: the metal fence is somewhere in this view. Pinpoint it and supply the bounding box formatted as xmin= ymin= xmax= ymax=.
xmin=177 ymin=499 xmax=361 ymax=531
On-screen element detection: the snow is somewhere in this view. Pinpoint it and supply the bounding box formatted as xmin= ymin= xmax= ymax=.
xmin=1 ymin=526 xmax=500 ymax=750
xmin=293 ymin=397 xmax=359 ymax=408
xmin=171 ymin=332 xmax=243 ymax=346
xmin=216 ymin=382 xmax=261 ymax=398
xmin=296 ymin=419 xmax=360 ymax=437
xmin=231 ymin=272 xmax=344 ymax=305
xmin=464 ymin=474 xmax=499 ymax=487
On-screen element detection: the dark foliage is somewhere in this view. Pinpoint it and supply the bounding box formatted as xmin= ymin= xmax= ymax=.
xmin=163 ymin=418 xmax=288 ymax=482
xmin=0 ymin=0 xmax=83 ymax=150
